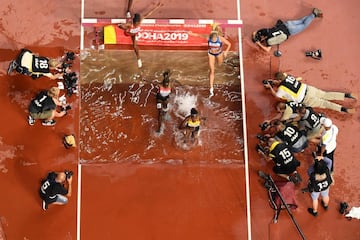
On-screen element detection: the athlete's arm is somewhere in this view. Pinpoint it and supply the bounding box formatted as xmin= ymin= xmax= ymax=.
xmin=188 ymin=31 xmax=208 ymax=39
xmin=220 ymin=36 xmax=231 ymax=58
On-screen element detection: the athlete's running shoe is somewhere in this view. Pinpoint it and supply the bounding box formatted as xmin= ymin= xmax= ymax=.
xmin=42 ymin=120 xmax=56 ymax=126
xmin=137 ymin=59 xmax=142 ymax=68
xmin=209 ymin=87 xmax=214 ymax=97
xmin=126 ymin=11 xmax=131 ymax=18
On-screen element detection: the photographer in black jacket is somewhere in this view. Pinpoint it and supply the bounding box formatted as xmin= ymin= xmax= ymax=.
xmin=39 ymin=171 xmax=73 ymax=211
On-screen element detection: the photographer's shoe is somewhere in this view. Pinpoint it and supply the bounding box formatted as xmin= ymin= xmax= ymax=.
xmin=42 ymin=200 xmax=48 ymax=210
xmin=313 ymin=8 xmax=323 ymax=18
xmin=42 ymin=120 xmax=56 ymax=126
xmin=307 ymin=208 xmax=318 ymax=217
xmin=321 ymin=200 xmax=328 ymax=211
xmin=345 ymin=93 xmax=357 ymax=99
xmin=7 ymin=60 xmax=18 ymax=75
xmin=28 ymin=115 xmax=35 ymax=126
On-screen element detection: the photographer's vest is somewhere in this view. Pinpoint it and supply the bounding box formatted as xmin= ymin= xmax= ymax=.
xmin=266 ymin=22 xmax=290 ymax=46
xmin=276 ymin=124 xmax=306 ymax=149
xmin=287 ymin=101 xmax=301 ymax=112
xmin=301 ymin=107 xmax=322 ymax=130
xmin=269 ymin=141 xmax=294 ymax=167
xmin=278 ymin=75 xmax=307 ymax=102
xmin=310 ymin=170 xmax=332 ymax=192
xmin=40 ymin=172 xmax=57 ymax=199
xmin=28 ymin=91 xmax=56 ymax=113
xmin=32 ymin=55 xmax=50 ymax=75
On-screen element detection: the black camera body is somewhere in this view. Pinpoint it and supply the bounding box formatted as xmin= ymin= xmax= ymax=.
xmin=262 ymin=79 xmax=274 ymax=86
xmin=259 ymin=122 xmax=270 ymax=131
xmin=63 ymin=72 xmax=78 ymax=96
xmin=64 ymin=170 xmax=73 ymax=179
xmin=60 ymin=105 xmax=72 ymax=112
xmin=65 ymin=52 xmax=75 ymax=61
xmin=256 ymin=134 xmax=269 ymax=142
xmin=252 ymin=31 xmax=262 ymax=43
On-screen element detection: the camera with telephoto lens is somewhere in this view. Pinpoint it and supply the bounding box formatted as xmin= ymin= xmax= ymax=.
xmin=62 ymin=62 xmax=72 ymax=71
xmin=65 ymin=52 xmax=75 ymax=61
xmin=64 ymin=170 xmax=73 ymax=179
xmin=262 ymin=79 xmax=274 ymax=86
xmin=63 ymin=72 xmax=78 ymax=96
xmin=60 ymin=105 xmax=71 ymax=112
xmin=252 ymin=31 xmax=263 ymax=43
xmin=259 ymin=121 xmax=270 ymax=131
xmin=305 ymin=49 xmax=322 ymax=60
xmin=339 ymin=202 xmax=348 ymax=214
xmin=256 ymin=134 xmax=269 ymax=142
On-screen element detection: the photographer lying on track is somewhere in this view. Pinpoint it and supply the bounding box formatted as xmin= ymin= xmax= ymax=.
xmin=259 ymin=101 xmax=302 ymax=131
xmin=258 ymin=119 xmax=308 ymax=153
xmin=263 ymin=72 xmax=356 ymax=113
xmin=297 ymin=105 xmax=325 ymax=142
xmin=28 ymin=87 xmax=70 ymax=126
xmin=7 ymin=48 xmax=75 ymax=80
xmin=252 ymin=8 xmax=323 ymax=52
xmin=257 ymin=137 xmax=302 ymax=184
xmin=39 ymin=170 xmax=73 ymax=211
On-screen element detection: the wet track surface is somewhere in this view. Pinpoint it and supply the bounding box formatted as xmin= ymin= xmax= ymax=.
xmin=0 ymin=0 xmax=360 ymax=239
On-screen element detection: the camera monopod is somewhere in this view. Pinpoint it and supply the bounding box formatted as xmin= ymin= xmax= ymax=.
xmin=259 ymin=171 xmax=307 ymax=240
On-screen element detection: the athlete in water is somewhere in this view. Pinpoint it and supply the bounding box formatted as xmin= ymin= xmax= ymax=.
xmin=181 ymin=108 xmax=206 ymax=144
xmin=118 ymin=1 xmax=163 ymax=68
xmin=156 ymin=70 xmax=173 ymax=132
xmin=190 ymin=24 xmax=231 ymax=97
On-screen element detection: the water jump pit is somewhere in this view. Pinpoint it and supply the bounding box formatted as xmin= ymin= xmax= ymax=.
xmin=80 ymin=50 xmax=244 ymax=164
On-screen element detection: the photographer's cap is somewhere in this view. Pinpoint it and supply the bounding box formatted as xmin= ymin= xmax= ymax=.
xmin=64 ymin=135 xmax=76 ymax=148
xmin=321 ymin=118 xmax=332 ymax=128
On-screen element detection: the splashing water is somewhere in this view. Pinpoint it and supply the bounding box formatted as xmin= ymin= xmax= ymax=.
xmin=173 ymin=91 xmax=198 ymax=119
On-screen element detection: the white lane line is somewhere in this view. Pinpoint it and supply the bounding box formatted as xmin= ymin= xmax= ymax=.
xmin=236 ymin=0 xmax=252 ymax=239
xmin=80 ymin=0 xmax=85 ymax=50
xmin=77 ymin=163 xmax=82 ymax=240
xmin=78 ymin=0 xmax=84 ymax=239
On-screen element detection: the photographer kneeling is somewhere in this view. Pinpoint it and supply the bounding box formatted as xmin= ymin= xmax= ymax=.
xmin=28 ymin=87 xmax=70 ymax=126
xmin=39 ymin=170 xmax=73 ymax=211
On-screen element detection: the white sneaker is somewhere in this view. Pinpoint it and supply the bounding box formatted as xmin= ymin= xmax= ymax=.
xmin=126 ymin=11 xmax=131 ymax=18
xmin=209 ymin=87 xmax=214 ymax=97
xmin=137 ymin=59 xmax=142 ymax=68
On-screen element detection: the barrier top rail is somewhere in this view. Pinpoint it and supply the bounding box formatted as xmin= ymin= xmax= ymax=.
xmin=82 ymin=18 xmax=243 ymax=27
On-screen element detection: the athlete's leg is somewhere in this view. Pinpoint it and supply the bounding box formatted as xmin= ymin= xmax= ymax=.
xmin=131 ymin=36 xmax=140 ymax=59
xmin=216 ymin=53 xmax=224 ymax=65
xmin=208 ymin=54 xmax=216 ymax=94
xmin=284 ymin=13 xmax=315 ymax=35
xmin=156 ymin=101 xmax=164 ymax=132
xmin=127 ymin=0 xmax=133 ymax=13
xmin=184 ymin=128 xmax=191 ymax=143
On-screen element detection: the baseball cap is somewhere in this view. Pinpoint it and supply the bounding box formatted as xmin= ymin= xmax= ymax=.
xmin=321 ymin=118 xmax=332 ymax=128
